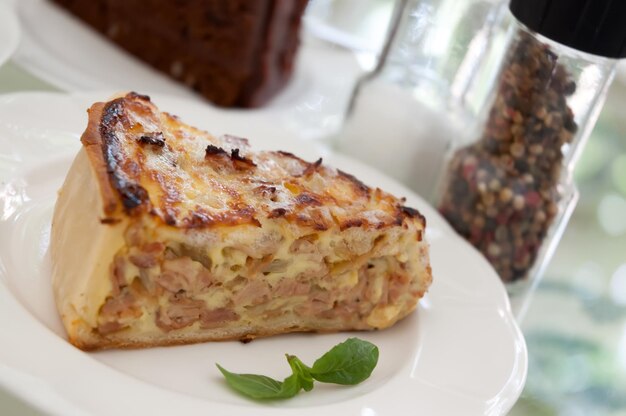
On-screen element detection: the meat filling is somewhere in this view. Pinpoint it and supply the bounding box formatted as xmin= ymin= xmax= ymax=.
xmin=97 ymin=235 xmax=415 ymax=336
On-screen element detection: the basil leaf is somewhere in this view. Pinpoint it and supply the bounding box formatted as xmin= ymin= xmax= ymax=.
xmin=310 ymin=338 xmax=379 ymax=385
xmin=216 ymin=337 xmax=379 ymax=400
xmin=216 ymin=364 xmax=302 ymax=399
xmin=287 ymin=355 xmax=314 ymax=392
xmin=280 ymin=373 xmax=304 ymax=397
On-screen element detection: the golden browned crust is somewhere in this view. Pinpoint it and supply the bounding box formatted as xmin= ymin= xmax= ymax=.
xmin=82 ymin=92 xmax=425 ymax=233
xmin=80 ymin=99 xmax=124 ymax=219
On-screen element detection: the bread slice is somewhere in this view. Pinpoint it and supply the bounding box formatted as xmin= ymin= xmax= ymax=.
xmin=51 ymin=92 xmax=432 ymax=350
xmin=50 ymin=0 xmax=308 ymax=107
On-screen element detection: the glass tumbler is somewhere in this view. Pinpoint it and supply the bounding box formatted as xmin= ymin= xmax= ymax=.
xmin=335 ymin=0 xmax=507 ymax=200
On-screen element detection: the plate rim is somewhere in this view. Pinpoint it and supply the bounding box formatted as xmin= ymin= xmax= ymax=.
xmin=0 ymin=90 xmax=527 ymax=416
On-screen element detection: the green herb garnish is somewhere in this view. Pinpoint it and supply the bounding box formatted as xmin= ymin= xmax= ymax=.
xmin=216 ymin=338 xmax=379 ymax=400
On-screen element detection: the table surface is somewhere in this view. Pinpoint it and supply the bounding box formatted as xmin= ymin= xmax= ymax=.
xmin=1 ymin=3 xmax=626 ymax=415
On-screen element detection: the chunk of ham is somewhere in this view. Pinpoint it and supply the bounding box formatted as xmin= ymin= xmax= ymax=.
xmin=294 ymin=287 xmax=332 ymax=316
xmin=156 ymin=257 xmax=213 ymax=293
xmin=98 ymin=290 xmax=142 ymax=334
xmin=200 ymin=308 xmax=240 ymax=329
xmin=100 ymin=291 xmax=141 ymax=320
xmin=387 ymin=273 xmax=410 ymax=304
xmin=129 ymin=242 xmax=165 ymax=268
xmin=232 ymin=280 xmax=271 ymax=306
xmin=156 ymin=296 xmax=205 ymax=331
xmin=274 ymin=279 xmax=310 ymax=297
xmin=110 ymin=256 xmax=127 ymax=296
xmin=97 ymin=321 xmax=125 ymax=335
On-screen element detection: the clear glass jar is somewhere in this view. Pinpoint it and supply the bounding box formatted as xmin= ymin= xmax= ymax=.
xmin=335 ymin=0 xmax=507 ymax=200
xmin=436 ymin=20 xmax=618 ymax=286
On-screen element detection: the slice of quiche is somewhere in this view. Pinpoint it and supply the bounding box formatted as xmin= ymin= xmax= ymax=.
xmin=51 ymin=92 xmax=432 ymax=350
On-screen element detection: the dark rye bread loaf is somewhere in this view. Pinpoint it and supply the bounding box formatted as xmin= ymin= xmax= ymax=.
xmin=52 ymin=0 xmax=308 ymax=107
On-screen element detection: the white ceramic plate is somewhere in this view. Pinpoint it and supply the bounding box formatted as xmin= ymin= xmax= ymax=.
xmin=0 ymin=2 xmax=20 ymax=67
xmin=0 ymin=92 xmax=527 ymax=416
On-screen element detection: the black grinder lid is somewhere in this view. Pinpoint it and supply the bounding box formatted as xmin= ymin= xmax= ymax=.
xmin=509 ymin=0 xmax=626 ymax=58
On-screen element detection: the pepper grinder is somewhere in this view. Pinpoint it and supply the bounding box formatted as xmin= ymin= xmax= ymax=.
xmin=436 ymin=0 xmax=626 ymax=315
